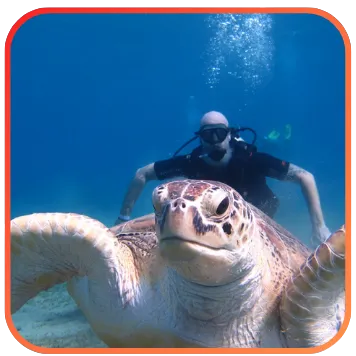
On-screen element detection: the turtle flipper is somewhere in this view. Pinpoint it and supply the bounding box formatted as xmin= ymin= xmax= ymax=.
xmin=10 ymin=213 xmax=138 ymax=314
xmin=279 ymin=225 xmax=345 ymax=347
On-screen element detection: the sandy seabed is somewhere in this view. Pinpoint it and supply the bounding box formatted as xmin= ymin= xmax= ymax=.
xmin=11 ymin=284 xmax=107 ymax=348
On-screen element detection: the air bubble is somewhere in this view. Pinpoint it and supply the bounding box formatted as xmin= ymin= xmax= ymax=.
xmin=202 ymin=14 xmax=274 ymax=90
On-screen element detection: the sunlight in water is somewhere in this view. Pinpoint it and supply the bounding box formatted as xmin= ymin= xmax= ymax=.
xmin=203 ymin=14 xmax=274 ymax=90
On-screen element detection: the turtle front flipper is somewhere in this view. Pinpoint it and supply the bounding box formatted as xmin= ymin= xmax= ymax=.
xmin=10 ymin=213 xmax=139 ymax=314
xmin=279 ymin=225 xmax=345 ymax=348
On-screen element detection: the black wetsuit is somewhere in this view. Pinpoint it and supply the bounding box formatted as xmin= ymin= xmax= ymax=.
xmin=153 ymin=140 xmax=290 ymax=218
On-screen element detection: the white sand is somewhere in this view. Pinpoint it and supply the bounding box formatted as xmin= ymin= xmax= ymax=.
xmin=11 ymin=284 xmax=107 ymax=348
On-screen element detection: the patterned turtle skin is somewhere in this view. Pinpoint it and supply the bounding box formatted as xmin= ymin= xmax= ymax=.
xmin=10 ymin=179 xmax=345 ymax=348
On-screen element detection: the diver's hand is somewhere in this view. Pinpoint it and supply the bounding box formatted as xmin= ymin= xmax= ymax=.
xmin=312 ymin=224 xmax=332 ymax=244
xmin=114 ymin=214 xmax=131 ymax=226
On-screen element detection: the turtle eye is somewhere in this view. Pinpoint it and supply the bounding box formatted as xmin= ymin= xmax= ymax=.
xmin=216 ymin=196 xmax=229 ymax=215
xmin=152 ymin=201 xmax=163 ymax=215
xmin=201 ymin=187 xmax=230 ymax=218
xmin=152 ymin=196 xmax=162 ymax=215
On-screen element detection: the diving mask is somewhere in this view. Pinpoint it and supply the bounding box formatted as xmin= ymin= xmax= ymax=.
xmin=196 ymin=124 xmax=230 ymax=145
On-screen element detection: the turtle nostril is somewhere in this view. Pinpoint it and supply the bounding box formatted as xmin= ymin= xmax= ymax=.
xmin=172 ymin=199 xmax=186 ymax=210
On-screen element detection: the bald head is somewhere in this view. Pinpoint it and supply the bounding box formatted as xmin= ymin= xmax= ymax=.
xmin=200 ymin=111 xmax=229 ymax=128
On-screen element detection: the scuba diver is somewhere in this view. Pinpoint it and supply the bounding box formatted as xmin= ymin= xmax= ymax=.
xmin=265 ymin=124 xmax=292 ymax=142
xmin=115 ymin=111 xmax=331 ymax=243
xmin=260 ymin=124 xmax=293 ymax=156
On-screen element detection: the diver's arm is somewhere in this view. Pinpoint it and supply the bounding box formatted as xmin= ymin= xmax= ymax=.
xmin=118 ymin=163 xmax=157 ymax=220
xmin=117 ymin=155 xmax=192 ymax=224
xmin=284 ymin=163 xmax=330 ymax=240
xmin=253 ymin=152 xmax=330 ymax=241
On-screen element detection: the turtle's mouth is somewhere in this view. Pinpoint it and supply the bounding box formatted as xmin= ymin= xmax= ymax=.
xmin=160 ymin=236 xmax=224 ymax=251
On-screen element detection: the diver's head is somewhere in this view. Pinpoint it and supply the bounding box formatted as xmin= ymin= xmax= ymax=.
xmin=197 ymin=112 xmax=232 ymax=160
xmin=200 ymin=111 xmax=229 ymax=128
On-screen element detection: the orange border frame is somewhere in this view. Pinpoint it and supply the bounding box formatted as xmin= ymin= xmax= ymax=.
xmin=4 ymin=6 xmax=351 ymax=354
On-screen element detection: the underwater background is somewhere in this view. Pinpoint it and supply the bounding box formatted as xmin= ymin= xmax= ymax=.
xmin=10 ymin=12 xmax=345 ymax=347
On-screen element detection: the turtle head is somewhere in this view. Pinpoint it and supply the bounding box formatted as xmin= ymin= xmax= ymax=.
xmin=152 ymin=179 xmax=257 ymax=286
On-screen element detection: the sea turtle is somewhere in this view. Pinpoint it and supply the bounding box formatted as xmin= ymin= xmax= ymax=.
xmin=10 ymin=179 xmax=345 ymax=348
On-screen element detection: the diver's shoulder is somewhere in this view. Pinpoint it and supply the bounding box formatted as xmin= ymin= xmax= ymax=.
xmin=231 ymin=138 xmax=257 ymax=155
xmin=158 ymin=145 xmax=202 ymax=163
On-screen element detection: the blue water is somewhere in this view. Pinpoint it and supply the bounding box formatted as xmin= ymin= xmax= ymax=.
xmin=11 ymin=12 xmax=345 ymax=245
